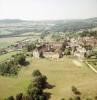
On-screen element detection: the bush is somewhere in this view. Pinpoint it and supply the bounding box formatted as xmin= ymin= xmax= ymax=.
xmin=0 ymin=53 xmax=30 ymax=76
xmin=0 ymin=61 xmax=18 ymax=76
xmin=14 ymin=53 xmax=26 ymax=65
xmin=72 ymin=86 xmax=81 ymax=95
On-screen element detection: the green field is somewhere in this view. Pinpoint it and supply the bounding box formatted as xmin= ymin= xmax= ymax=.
xmin=0 ymin=57 xmax=97 ymax=100
xmin=0 ymin=37 xmax=27 ymax=49
xmin=0 ymin=51 xmax=21 ymax=62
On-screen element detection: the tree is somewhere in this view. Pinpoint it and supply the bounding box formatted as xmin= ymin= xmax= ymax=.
xmin=28 ymin=70 xmax=48 ymax=100
xmin=16 ymin=93 xmax=23 ymax=100
xmin=6 ymin=70 xmax=49 ymax=100
xmin=32 ymin=75 xmax=47 ymax=89
xmin=0 ymin=61 xmax=18 ymax=76
xmin=26 ymin=44 xmax=36 ymax=52
xmin=6 ymin=96 xmax=14 ymax=100
xmin=15 ymin=53 xmax=27 ymax=66
xmin=32 ymin=70 xmax=42 ymax=77
xmin=28 ymin=87 xmax=43 ymax=98
xmin=64 ymin=48 xmax=71 ymax=55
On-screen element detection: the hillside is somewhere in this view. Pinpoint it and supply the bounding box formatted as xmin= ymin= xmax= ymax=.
xmin=0 ymin=17 xmax=97 ymax=38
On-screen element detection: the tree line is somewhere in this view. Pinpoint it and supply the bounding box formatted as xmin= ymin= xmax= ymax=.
xmin=0 ymin=53 xmax=29 ymax=76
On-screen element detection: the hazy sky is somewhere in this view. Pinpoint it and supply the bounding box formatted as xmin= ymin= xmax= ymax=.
xmin=0 ymin=0 xmax=97 ymax=20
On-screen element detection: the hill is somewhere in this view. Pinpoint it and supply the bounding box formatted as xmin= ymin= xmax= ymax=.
xmin=0 ymin=17 xmax=97 ymax=38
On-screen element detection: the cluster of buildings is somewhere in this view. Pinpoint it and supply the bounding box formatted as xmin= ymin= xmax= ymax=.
xmin=32 ymin=36 xmax=97 ymax=59
xmin=0 ymin=36 xmax=97 ymax=60
xmin=33 ymin=42 xmax=63 ymax=59
xmin=0 ymin=38 xmax=31 ymax=55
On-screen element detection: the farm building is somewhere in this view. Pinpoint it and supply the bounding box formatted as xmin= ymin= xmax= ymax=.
xmin=33 ymin=42 xmax=63 ymax=59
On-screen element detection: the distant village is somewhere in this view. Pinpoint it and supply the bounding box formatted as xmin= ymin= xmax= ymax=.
xmin=0 ymin=36 xmax=97 ymax=60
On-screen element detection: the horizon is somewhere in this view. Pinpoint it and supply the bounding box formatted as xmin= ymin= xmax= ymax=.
xmin=0 ymin=0 xmax=97 ymax=20
xmin=0 ymin=17 xmax=97 ymax=21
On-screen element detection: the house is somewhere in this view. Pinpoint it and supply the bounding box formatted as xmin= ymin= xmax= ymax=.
xmin=74 ymin=46 xmax=86 ymax=59
xmin=43 ymin=52 xmax=60 ymax=59
xmin=33 ymin=48 xmax=41 ymax=59
xmin=32 ymin=42 xmax=63 ymax=59
xmin=32 ymin=45 xmax=44 ymax=58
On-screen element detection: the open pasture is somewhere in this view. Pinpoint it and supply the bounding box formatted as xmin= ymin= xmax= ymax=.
xmin=0 ymin=57 xmax=97 ymax=99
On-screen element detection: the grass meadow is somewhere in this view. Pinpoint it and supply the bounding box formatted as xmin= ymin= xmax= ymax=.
xmin=0 ymin=57 xmax=97 ymax=99
xmin=0 ymin=51 xmax=21 ymax=62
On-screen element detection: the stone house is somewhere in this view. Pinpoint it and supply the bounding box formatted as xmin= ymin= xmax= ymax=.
xmin=33 ymin=42 xmax=63 ymax=59
xmin=33 ymin=48 xmax=42 ymax=59
xmin=74 ymin=46 xmax=86 ymax=59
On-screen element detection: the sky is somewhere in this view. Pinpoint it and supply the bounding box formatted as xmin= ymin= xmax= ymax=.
xmin=0 ymin=0 xmax=97 ymax=20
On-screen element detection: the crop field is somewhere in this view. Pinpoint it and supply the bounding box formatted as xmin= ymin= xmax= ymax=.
xmin=0 ymin=57 xmax=97 ymax=100
xmin=0 ymin=32 xmax=41 ymax=49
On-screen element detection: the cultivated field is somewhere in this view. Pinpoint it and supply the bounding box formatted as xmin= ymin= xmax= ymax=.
xmin=0 ymin=57 xmax=97 ymax=100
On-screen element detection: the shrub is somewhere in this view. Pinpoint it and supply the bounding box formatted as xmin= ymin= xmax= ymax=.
xmin=0 ymin=61 xmax=18 ymax=76
xmin=72 ymin=86 xmax=81 ymax=95
xmin=15 ymin=53 xmax=26 ymax=65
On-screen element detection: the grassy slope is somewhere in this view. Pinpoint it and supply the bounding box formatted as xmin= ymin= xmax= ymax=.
xmin=0 ymin=57 xmax=97 ymax=100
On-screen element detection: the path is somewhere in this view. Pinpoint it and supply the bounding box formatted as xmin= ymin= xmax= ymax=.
xmin=73 ymin=59 xmax=97 ymax=74
xmin=85 ymin=61 xmax=97 ymax=73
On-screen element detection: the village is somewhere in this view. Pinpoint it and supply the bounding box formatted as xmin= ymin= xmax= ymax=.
xmin=0 ymin=35 xmax=97 ymax=61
